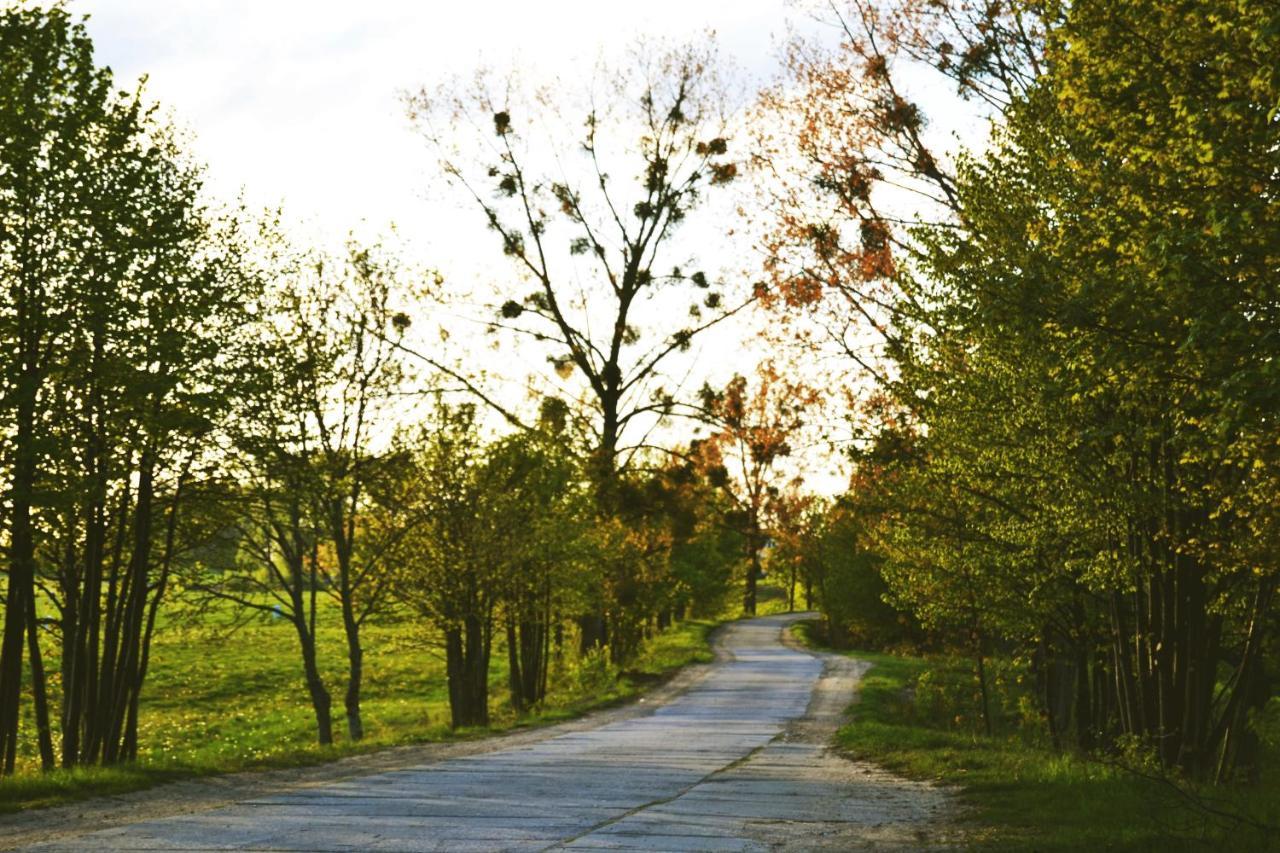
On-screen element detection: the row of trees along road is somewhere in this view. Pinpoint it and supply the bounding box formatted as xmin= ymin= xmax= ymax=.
xmin=15 ymin=0 xmax=1273 ymax=795
xmin=768 ymin=0 xmax=1278 ymax=782
xmin=0 ymin=9 xmax=794 ymax=771
xmin=0 ymin=7 xmax=259 ymax=771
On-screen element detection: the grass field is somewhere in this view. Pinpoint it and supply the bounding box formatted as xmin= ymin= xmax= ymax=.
xmin=792 ymin=621 xmax=1280 ymax=851
xmin=2 ymin=601 xmax=727 ymax=814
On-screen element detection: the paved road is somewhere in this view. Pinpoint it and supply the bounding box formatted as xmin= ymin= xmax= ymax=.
xmin=25 ymin=614 xmax=949 ymax=852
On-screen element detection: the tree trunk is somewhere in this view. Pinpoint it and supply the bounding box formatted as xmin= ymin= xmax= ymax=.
xmin=25 ymin=593 xmax=54 ymax=771
xmin=787 ymin=561 xmax=797 ymax=613
xmin=506 ymin=620 xmax=524 ymax=714
xmin=973 ymin=628 xmax=993 ymax=737
xmin=298 ymin=629 xmax=333 ymax=745
xmin=518 ymin=619 xmax=546 ymax=707
xmin=445 ymin=613 xmax=491 ymax=728
xmin=742 ymin=521 xmax=764 ymax=617
xmin=343 ymin=619 xmax=364 ymax=742
xmin=0 ymin=367 xmax=39 ymax=775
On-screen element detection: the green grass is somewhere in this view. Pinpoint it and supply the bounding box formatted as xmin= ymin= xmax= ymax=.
xmin=751 ymin=572 xmax=808 ymax=617
xmin=2 ymin=605 xmax=726 ymax=814
xmin=792 ymin=620 xmax=1280 ymax=852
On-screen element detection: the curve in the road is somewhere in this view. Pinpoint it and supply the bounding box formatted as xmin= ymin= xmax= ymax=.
xmin=26 ymin=614 xmax=950 ymax=852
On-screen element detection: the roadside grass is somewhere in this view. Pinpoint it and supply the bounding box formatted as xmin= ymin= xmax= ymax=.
xmin=2 ymin=605 xmax=726 ymax=814
xmin=793 ymin=620 xmax=1280 ymax=852
xmin=751 ymin=573 xmax=806 ymax=617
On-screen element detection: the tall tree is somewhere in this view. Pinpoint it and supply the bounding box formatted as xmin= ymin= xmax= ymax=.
xmin=1 ymin=6 xmax=258 ymax=770
xmin=840 ymin=0 xmax=1280 ymax=779
xmin=0 ymin=3 xmax=112 ymax=773
xmin=391 ymin=404 xmax=503 ymax=729
xmin=408 ymin=42 xmax=752 ymax=653
xmin=693 ymin=362 xmax=818 ymax=614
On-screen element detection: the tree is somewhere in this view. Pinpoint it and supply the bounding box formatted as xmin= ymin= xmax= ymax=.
xmin=390 ymin=405 xmax=502 ymax=728
xmin=842 ymin=0 xmax=1280 ymax=778
xmin=190 ymin=240 xmax=414 ymax=745
xmin=1 ymin=6 xmax=259 ymax=770
xmin=408 ymin=42 xmax=753 ymax=654
xmin=0 ymin=3 xmax=112 ymax=773
xmin=693 ymin=361 xmax=818 ymax=614
xmin=296 ymin=243 xmax=412 ymax=743
xmin=392 ymin=403 xmax=595 ymax=726
xmin=409 ymin=44 xmax=749 ymax=484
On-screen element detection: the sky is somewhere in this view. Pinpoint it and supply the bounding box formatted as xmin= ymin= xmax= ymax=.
xmin=66 ymin=0 xmax=968 ymax=492
xmin=76 ymin=0 xmax=802 ymax=248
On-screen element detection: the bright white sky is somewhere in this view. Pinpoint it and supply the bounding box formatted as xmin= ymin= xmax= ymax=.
xmin=76 ymin=0 xmax=799 ymax=247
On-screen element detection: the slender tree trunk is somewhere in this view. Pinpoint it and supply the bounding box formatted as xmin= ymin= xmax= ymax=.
xmin=581 ymin=411 xmax=621 ymax=653
xmin=506 ymin=620 xmax=524 ymax=714
xmin=787 ymin=561 xmax=797 ymax=613
xmin=972 ymin=626 xmax=993 ymax=737
xmin=342 ymin=614 xmax=364 ymax=742
xmin=59 ymin=523 xmax=81 ymax=768
xmin=445 ymin=627 xmax=465 ymax=726
xmin=0 ymin=368 xmax=41 ymax=775
xmin=744 ymin=541 xmax=760 ymax=616
xmin=122 ymin=474 xmax=186 ymax=762
xmin=25 ymin=593 xmax=54 ymax=771
xmin=1074 ymin=640 xmax=1094 ymax=750
xmin=331 ymin=499 xmax=365 ymax=742
xmin=1213 ymin=580 xmax=1274 ymax=782
xmin=1037 ymin=637 xmax=1062 ymax=752
xmin=296 ymin=624 xmax=333 ymax=745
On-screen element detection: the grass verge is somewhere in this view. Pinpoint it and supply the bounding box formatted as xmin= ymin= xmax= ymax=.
xmin=792 ymin=620 xmax=1279 ymax=852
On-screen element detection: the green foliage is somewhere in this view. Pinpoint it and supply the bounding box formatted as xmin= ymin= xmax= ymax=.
xmin=845 ymin=0 xmax=1280 ymax=780
xmin=0 ymin=3 xmax=264 ymax=770
xmin=788 ymin=501 xmax=917 ymax=649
